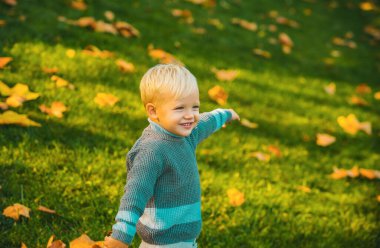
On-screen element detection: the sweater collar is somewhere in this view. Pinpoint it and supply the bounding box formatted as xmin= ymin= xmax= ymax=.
xmin=147 ymin=118 xmax=184 ymax=140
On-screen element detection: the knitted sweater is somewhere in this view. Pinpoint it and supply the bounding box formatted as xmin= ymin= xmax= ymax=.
xmin=111 ymin=109 xmax=232 ymax=245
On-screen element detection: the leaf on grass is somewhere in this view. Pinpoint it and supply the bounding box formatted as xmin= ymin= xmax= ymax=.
xmin=2 ymin=203 xmax=30 ymax=220
xmin=297 ymin=185 xmax=311 ymax=193
xmin=191 ymin=27 xmax=206 ymax=35
xmin=71 ymin=0 xmax=87 ymax=11
xmin=3 ymin=0 xmax=17 ymax=6
xmin=337 ymin=114 xmax=371 ymax=135
xmin=208 ymin=85 xmax=228 ymax=105
xmin=211 ymin=68 xmax=238 ymax=81
xmin=240 ymin=118 xmax=258 ymax=129
xmin=360 ymin=168 xmax=380 ymax=179
xmin=332 ymin=37 xmax=356 ymax=49
xmin=39 ymin=102 xmax=68 ymax=118
xmin=330 ymin=166 xmax=378 ymax=180
xmin=0 ymin=102 xmax=8 ymax=110
xmin=252 ymin=49 xmax=271 ymax=59
xmin=0 ymin=20 xmax=6 ymax=27
xmin=1 ymin=83 xmax=40 ymax=107
xmin=324 ymin=83 xmax=336 ymax=95
xmin=275 ymin=16 xmax=299 ymax=28
xmin=94 ymin=21 xmax=118 ymax=35
xmin=364 ymin=25 xmax=380 ymax=41
xmin=349 ymin=95 xmax=369 ymax=106
xmin=94 ymin=93 xmax=119 ymax=107
xmin=355 ymin=83 xmax=372 ymax=94
xmin=187 ymin=0 xmax=216 ymax=7
xmin=227 ymin=188 xmax=245 ymax=207
xmin=51 ymin=75 xmax=75 ymax=89
xmin=249 ymin=152 xmax=270 ymax=162
xmin=42 ymin=67 xmax=59 ymax=74
xmin=114 ymin=21 xmax=140 ymax=38
xmin=116 ymin=59 xmax=135 ymax=73
xmin=66 ymin=49 xmax=76 ymax=58
xmin=37 ymin=205 xmax=56 ymax=214
xmin=104 ymin=11 xmax=115 ymax=21
xmin=360 ymin=2 xmax=375 ymax=11
xmin=82 ymin=45 xmax=114 ymax=58
xmin=377 ymin=195 xmax=380 ymax=202
xmin=316 ymin=133 xmax=336 ymax=147
xmin=0 ymin=57 xmax=12 ymax=68
xmin=279 ymin=33 xmax=293 ymax=54
xmin=171 ymin=9 xmax=194 ymax=24
xmin=70 ymin=234 xmax=103 ymax=248
xmin=207 ymin=18 xmax=224 ymax=29
xmin=375 ymin=91 xmax=380 ymax=100
xmin=21 ymin=242 xmax=27 ymax=248
xmin=267 ymin=145 xmax=282 ymax=157
xmin=148 ymin=46 xmax=183 ymax=65
xmin=231 ymin=18 xmax=257 ymax=31
xmin=0 ymin=110 xmax=41 ymax=127
xmin=47 ymin=235 xmax=66 ymax=248
xmin=330 ymin=167 xmax=348 ymax=179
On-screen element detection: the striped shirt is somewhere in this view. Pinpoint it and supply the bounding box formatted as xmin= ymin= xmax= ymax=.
xmin=111 ymin=109 xmax=232 ymax=245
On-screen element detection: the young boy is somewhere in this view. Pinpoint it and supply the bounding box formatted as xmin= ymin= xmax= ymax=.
xmin=104 ymin=64 xmax=240 ymax=248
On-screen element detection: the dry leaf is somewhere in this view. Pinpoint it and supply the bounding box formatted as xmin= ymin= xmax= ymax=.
xmin=2 ymin=203 xmax=31 ymax=220
xmin=116 ymin=59 xmax=135 ymax=73
xmin=374 ymin=91 xmax=380 ymax=100
xmin=324 ymin=83 xmax=336 ymax=95
xmin=227 ymin=188 xmax=245 ymax=207
xmin=94 ymin=21 xmax=118 ymax=35
xmin=187 ymin=0 xmax=216 ymax=7
xmin=359 ymin=122 xmax=372 ymax=135
xmin=316 ymin=133 xmax=336 ymax=147
xmin=114 ymin=21 xmax=140 ymax=38
xmin=330 ymin=167 xmax=347 ymax=179
xmin=364 ymin=25 xmax=380 ymax=40
xmin=360 ymin=2 xmax=375 ymax=11
xmin=75 ymin=17 xmax=96 ymax=28
xmin=279 ymin=33 xmax=293 ymax=54
xmin=94 ymin=93 xmax=119 ymax=107
xmin=355 ymin=83 xmax=372 ymax=94
xmin=377 ymin=195 xmax=380 ymax=202
xmin=37 ymin=205 xmax=56 ymax=214
xmin=191 ymin=27 xmax=206 ymax=35
xmin=51 ymin=75 xmax=75 ymax=89
xmin=47 ymin=235 xmax=66 ymax=248
xmin=148 ymin=46 xmax=183 ymax=65
xmin=347 ymin=166 xmax=359 ymax=178
xmin=39 ymin=102 xmax=68 ymax=118
xmin=70 ymin=234 xmax=103 ymax=248
xmin=359 ymin=168 xmax=376 ymax=179
xmin=21 ymin=242 xmax=27 ymax=248
xmin=104 ymin=11 xmax=115 ymax=21
xmin=42 ymin=67 xmax=59 ymax=74
xmin=267 ymin=145 xmax=282 ymax=157
xmin=252 ymin=49 xmax=271 ymax=59
xmin=71 ymin=1 xmax=87 ymax=11
xmin=297 ymin=185 xmax=311 ymax=193
xmin=0 ymin=110 xmax=41 ymax=127
xmin=211 ymin=68 xmax=238 ymax=81
xmin=249 ymin=152 xmax=270 ymax=162
xmin=240 ymin=118 xmax=258 ymax=129
xmin=337 ymin=114 xmax=371 ymax=135
xmin=231 ymin=18 xmax=257 ymax=31
xmin=0 ymin=101 xmax=8 ymax=110
xmin=171 ymin=9 xmax=193 ymax=24
xmin=0 ymin=57 xmax=12 ymax=69
xmin=208 ymin=85 xmax=228 ymax=105
xmin=82 ymin=45 xmax=114 ymax=58
xmin=276 ymin=16 xmax=299 ymax=28
xmin=208 ymin=18 xmax=224 ymax=29
xmin=349 ymin=95 xmax=369 ymax=106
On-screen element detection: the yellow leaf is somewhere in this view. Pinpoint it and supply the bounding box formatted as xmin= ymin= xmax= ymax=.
xmin=316 ymin=133 xmax=336 ymax=147
xmin=324 ymin=83 xmax=336 ymax=95
xmin=21 ymin=242 xmax=27 ymax=248
xmin=82 ymin=45 xmax=114 ymax=58
xmin=94 ymin=93 xmax=119 ymax=107
xmin=252 ymin=48 xmax=271 ymax=59
xmin=42 ymin=67 xmax=59 ymax=74
xmin=227 ymin=188 xmax=245 ymax=207
xmin=208 ymin=85 xmax=228 ymax=105
xmin=355 ymin=83 xmax=372 ymax=94
xmin=211 ymin=68 xmax=238 ymax=81
xmin=207 ymin=18 xmax=224 ymax=30
xmin=104 ymin=10 xmax=115 ymax=21
xmin=39 ymin=102 xmax=68 ymax=118
xmin=0 ymin=81 xmax=11 ymax=96
xmin=0 ymin=110 xmax=41 ymax=127
xmin=0 ymin=101 xmax=8 ymax=110
xmin=347 ymin=166 xmax=359 ymax=178
xmin=171 ymin=9 xmax=193 ymax=24
xmin=47 ymin=236 xmax=66 ymax=248
xmin=75 ymin=17 xmax=96 ymax=28
xmin=249 ymin=152 xmax=270 ymax=162
xmin=374 ymin=91 xmax=380 ymax=100
xmin=2 ymin=203 xmax=31 ymax=220
xmin=360 ymin=2 xmax=375 ymax=11
xmin=6 ymin=95 xmax=24 ymax=107
xmin=337 ymin=114 xmax=361 ymax=135
xmin=71 ymin=0 xmax=87 ymax=11
xmin=297 ymin=185 xmax=311 ymax=193
xmin=377 ymin=195 xmax=380 ymax=202
xmin=116 ymin=59 xmax=135 ymax=73
xmin=66 ymin=49 xmax=76 ymax=58
xmin=51 ymin=75 xmax=74 ymax=89
xmin=70 ymin=234 xmax=102 ymax=248
xmin=231 ymin=18 xmax=257 ymax=31
xmin=330 ymin=167 xmax=347 ymax=180
xmin=240 ymin=118 xmax=258 ymax=129
xmin=37 ymin=205 xmax=56 ymax=214
xmin=0 ymin=57 xmax=12 ymax=69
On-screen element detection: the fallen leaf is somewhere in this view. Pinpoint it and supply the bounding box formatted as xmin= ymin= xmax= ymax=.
xmin=191 ymin=27 xmax=206 ymax=35
xmin=71 ymin=0 xmax=87 ymax=11
xmin=0 ymin=20 xmax=6 ymax=27
xmin=252 ymin=49 xmax=271 ymax=59
xmin=2 ymin=203 xmax=31 ymax=220
xmin=227 ymin=188 xmax=245 ymax=207
xmin=171 ymin=9 xmax=193 ymax=24
xmin=297 ymin=185 xmax=311 ymax=193
xmin=208 ymin=85 xmax=228 ymax=105
xmin=347 ymin=166 xmax=359 ymax=178
xmin=47 ymin=235 xmax=66 ymax=248
xmin=42 ymin=67 xmax=59 ymax=74
xmin=360 ymin=168 xmax=376 ymax=179
xmin=21 ymin=242 xmax=27 ymax=248
xmin=66 ymin=49 xmax=76 ymax=58
xmin=240 ymin=118 xmax=258 ymax=129
xmin=148 ymin=46 xmax=183 ymax=65
xmin=187 ymin=0 xmax=216 ymax=7
xmin=337 ymin=114 xmax=371 ymax=135
xmin=267 ymin=145 xmax=282 ymax=157
xmin=70 ymin=234 xmax=103 ymax=248
xmin=75 ymin=17 xmax=96 ymax=28
xmin=364 ymin=25 xmax=380 ymax=40
xmin=377 ymin=195 xmax=380 ymax=202
xmin=355 ymin=83 xmax=372 ymax=94
xmin=360 ymin=2 xmax=375 ymax=11
xmin=51 ymin=75 xmax=75 ymax=89
xmin=114 ymin=21 xmax=140 ymax=38
xmin=104 ymin=11 xmax=115 ymax=21
xmin=94 ymin=21 xmax=118 ymax=35
xmin=0 ymin=101 xmax=8 ymax=110
xmin=374 ymin=91 xmax=380 ymax=100
xmin=39 ymin=102 xmax=68 ymax=118
xmin=82 ymin=45 xmax=114 ymax=58
xmin=249 ymin=152 xmax=270 ymax=162
xmin=349 ymin=95 xmax=369 ymax=106
xmin=211 ymin=68 xmax=238 ymax=81
xmin=94 ymin=93 xmax=119 ymax=107
xmin=330 ymin=167 xmax=347 ymax=179
xmin=316 ymin=133 xmax=336 ymax=147
xmin=276 ymin=16 xmax=299 ymax=28
xmin=0 ymin=57 xmax=12 ymax=69
xmin=207 ymin=18 xmax=224 ymax=29
xmin=0 ymin=111 xmax=41 ymax=127
xmin=231 ymin=18 xmax=257 ymax=31
xmin=279 ymin=33 xmax=293 ymax=54
xmin=324 ymin=83 xmax=336 ymax=95
xmin=37 ymin=205 xmax=56 ymax=214
xmin=116 ymin=59 xmax=135 ymax=73
xmin=3 ymin=0 xmax=17 ymax=6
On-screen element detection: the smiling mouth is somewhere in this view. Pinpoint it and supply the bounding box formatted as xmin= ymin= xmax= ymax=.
xmin=180 ymin=122 xmax=193 ymax=128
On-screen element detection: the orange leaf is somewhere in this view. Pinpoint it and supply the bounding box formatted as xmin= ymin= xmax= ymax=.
xmin=360 ymin=2 xmax=375 ymax=11
xmin=37 ymin=205 xmax=56 ymax=214
xmin=349 ymin=95 xmax=369 ymax=106
xmin=42 ymin=67 xmax=59 ymax=74
xmin=208 ymin=85 xmax=228 ymax=105
xmin=0 ymin=110 xmax=41 ymax=127
xmin=359 ymin=168 xmax=376 ymax=179
xmin=330 ymin=167 xmax=347 ymax=180
xmin=71 ymin=1 xmax=87 ymax=11
xmin=0 ymin=57 xmax=12 ymax=69
xmin=2 ymin=203 xmax=31 ymax=220
xmin=21 ymin=242 xmax=27 ymax=248
xmin=3 ymin=0 xmax=17 ymax=6
xmin=316 ymin=133 xmax=336 ymax=147
xmin=355 ymin=83 xmax=372 ymax=94
xmin=249 ymin=152 xmax=270 ymax=162
xmin=94 ymin=93 xmax=119 ymax=107
xmin=227 ymin=188 xmax=245 ymax=207
xmin=47 ymin=235 xmax=66 ymax=248
xmin=347 ymin=166 xmax=359 ymax=178
xmin=377 ymin=195 xmax=380 ymax=202
xmin=104 ymin=11 xmax=115 ymax=21
xmin=148 ymin=46 xmax=183 ymax=65
xmin=82 ymin=45 xmax=114 ymax=58
xmin=324 ymin=83 xmax=336 ymax=95
xmin=75 ymin=17 xmax=96 ymax=28
xmin=267 ymin=145 xmax=282 ymax=157
xmin=297 ymin=185 xmax=311 ymax=193
xmin=116 ymin=59 xmax=135 ymax=73
xmin=231 ymin=18 xmax=257 ymax=31
xmin=252 ymin=48 xmax=271 ymax=59
xmin=70 ymin=234 xmax=102 ymax=248
xmin=240 ymin=118 xmax=258 ymax=129
xmin=94 ymin=21 xmax=118 ymax=35
xmin=171 ymin=9 xmax=194 ymax=24
xmin=114 ymin=21 xmax=140 ymax=38
xmin=279 ymin=32 xmax=293 ymax=47
xmin=211 ymin=68 xmax=238 ymax=81
xmin=374 ymin=91 xmax=380 ymax=100
xmin=276 ymin=16 xmax=299 ymax=28
xmin=39 ymin=102 xmax=68 ymax=118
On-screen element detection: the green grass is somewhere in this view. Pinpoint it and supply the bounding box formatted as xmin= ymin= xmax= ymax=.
xmin=1 ymin=0 xmax=379 ymax=247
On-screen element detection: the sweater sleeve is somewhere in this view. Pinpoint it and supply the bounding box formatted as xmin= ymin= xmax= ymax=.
xmin=111 ymin=148 xmax=163 ymax=245
xmin=188 ymin=109 xmax=232 ymax=147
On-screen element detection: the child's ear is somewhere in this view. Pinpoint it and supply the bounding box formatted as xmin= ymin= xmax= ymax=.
xmin=146 ymin=103 xmax=158 ymax=120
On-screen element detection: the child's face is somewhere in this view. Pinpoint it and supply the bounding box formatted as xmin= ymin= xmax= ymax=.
xmin=154 ymin=90 xmax=200 ymax=137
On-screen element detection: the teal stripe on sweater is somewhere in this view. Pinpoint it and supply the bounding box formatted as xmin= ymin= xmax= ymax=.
xmin=112 ymin=221 xmax=136 ymax=237
xmin=139 ymin=201 xmax=201 ymax=230
xmin=116 ymin=210 xmax=140 ymax=224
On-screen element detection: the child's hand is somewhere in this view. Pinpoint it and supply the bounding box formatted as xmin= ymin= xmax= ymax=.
xmin=228 ymin=109 xmax=240 ymax=121
xmin=104 ymin=236 xmax=129 ymax=248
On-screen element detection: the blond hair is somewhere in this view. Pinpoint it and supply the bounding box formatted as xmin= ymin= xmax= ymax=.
xmin=140 ymin=64 xmax=198 ymax=106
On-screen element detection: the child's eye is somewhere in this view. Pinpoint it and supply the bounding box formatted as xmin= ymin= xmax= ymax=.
xmin=193 ymin=106 xmax=200 ymax=109
xmin=174 ymin=107 xmax=184 ymax=110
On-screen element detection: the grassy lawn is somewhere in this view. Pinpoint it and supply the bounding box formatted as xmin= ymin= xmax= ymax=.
xmin=1 ymin=0 xmax=379 ymax=247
